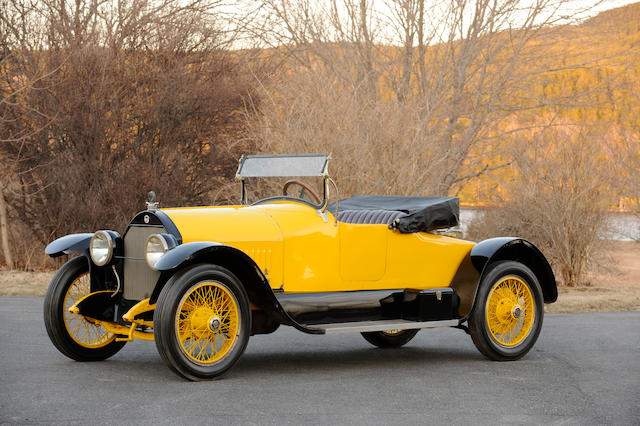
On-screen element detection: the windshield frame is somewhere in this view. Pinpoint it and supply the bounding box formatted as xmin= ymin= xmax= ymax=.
xmin=236 ymin=154 xmax=331 ymax=208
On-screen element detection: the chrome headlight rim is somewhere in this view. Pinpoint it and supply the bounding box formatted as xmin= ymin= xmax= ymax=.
xmin=90 ymin=230 xmax=115 ymax=266
xmin=145 ymin=233 xmax=176 ymax=270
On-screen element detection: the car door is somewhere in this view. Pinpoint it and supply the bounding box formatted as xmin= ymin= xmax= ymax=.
xmin=339 ymin=222 xmax=388 ymax=282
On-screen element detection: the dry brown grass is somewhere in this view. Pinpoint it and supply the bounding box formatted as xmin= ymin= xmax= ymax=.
xmin=0 ymin=270 xmax=54 ymax=296
xmin=545 ymin=240 xmax=640 ymax=313
xmin=1 ymin=241 xmax=638 ymax=313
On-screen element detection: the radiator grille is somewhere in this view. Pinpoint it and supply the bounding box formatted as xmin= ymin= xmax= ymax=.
xmin=123 ymin=225 xmax=165 ymax=300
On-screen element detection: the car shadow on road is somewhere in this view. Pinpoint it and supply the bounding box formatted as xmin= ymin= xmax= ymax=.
xmin=235 ymin=345 xmax=484 ymax=377
xmin=82 ymin=344 xmax=484 ymax=382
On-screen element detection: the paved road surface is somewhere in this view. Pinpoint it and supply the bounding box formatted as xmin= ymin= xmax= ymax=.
xmin=1 ymin=297 xmax=638 ymax=425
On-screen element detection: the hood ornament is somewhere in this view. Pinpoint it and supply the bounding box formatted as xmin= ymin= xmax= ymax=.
xmin=146 ymin=191 xmax=159 ymax=211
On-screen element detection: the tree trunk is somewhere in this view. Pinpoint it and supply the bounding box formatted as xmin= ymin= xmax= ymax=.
xmin=0 ymin=182 xmax=13 ymax=269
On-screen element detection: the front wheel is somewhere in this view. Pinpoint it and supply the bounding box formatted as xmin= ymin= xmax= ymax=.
xmin=154 ymin=264 xmax=251 ymax=381
xmin=43 ymin=256 xmax=126 ymax=361
xmin=361 ymin=329 xmax=419 ymax=348
xmin=469 ymin=261 xmax=544 ymax=361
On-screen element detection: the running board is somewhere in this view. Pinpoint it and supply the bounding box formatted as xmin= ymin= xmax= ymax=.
xmin=311 ymin=319 xmax=460 ymax=334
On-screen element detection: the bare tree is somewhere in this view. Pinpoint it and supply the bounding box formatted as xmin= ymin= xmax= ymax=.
xmin=247 ymin=0 xmax=609 ymax=199
xmin=0 ymin=180 xmax=12 ymax=268
xmin=466 ymin=126 xmax=617 ymax=286
xmin=0 ymin=0 xmax=258 ymax=269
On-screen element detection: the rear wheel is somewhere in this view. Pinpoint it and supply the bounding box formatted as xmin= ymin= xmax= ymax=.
xmin=469 ymin=261 xmax=543 ymax=361
xmin=43 ymin=256 xmax=126 ymax=361
xmin=154 ymin=264 xmax=251 ymax=381
xmin=361 ymin=329 xmax=419 ymax=348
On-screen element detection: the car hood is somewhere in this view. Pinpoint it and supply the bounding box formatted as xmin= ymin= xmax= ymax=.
xmin=161 ymin=205 xmax=284 ymax=246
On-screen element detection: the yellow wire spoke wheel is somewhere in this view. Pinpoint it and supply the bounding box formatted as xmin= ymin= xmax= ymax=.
xmin=44 ymin=256 xmax=126 ymax=361
xmin=63 ymin=272 xmax=115 ymax=349
xmin=154 ymin=264 xmax=250 ymax=380
xmin=485 ymin=276 xmax=535 ymax=348
xmin=468 ymin=261 xmax=544 ymax=361
xmin=362 ymin=328 xmax=420 ymax=348
xmin=175 ymin=281 xmax=241 ymax=366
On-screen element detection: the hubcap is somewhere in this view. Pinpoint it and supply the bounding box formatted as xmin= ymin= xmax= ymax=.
xmin=209 ymin=316 xmax=221 ymax=332
xmin=512 ymin=305 xmax=522 ymax=319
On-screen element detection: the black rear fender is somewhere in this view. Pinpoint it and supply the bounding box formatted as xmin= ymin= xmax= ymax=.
xmin=451 ymin=238 xmax=557 ymax=320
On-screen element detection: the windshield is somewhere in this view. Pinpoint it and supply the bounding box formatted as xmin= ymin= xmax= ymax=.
xmin=236 ymin=154 xmax=330 ymax=206
xmin=236 ymin=154 xmax=329 ymax=178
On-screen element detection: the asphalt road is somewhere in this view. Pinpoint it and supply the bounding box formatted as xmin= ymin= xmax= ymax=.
xmin=0 ymin=297 xmax=638 ymax=425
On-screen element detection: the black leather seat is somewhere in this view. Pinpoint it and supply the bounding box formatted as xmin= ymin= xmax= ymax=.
xmin=336 ymin=209 xmax=407 ymax=225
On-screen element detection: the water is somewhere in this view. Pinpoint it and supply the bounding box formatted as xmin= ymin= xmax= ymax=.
xmin=604 ymin=214 xmax=640 ymax=241
xmin=458 ymin=209 xmax=640 ymax=241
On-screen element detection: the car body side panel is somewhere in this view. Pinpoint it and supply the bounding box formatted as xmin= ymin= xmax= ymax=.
xmin=163 ymin=202 xmax=476 ymax=294
xmin=260 ymin=202 xmax=341 ymax=293
xmin=339 ymin=223 xmax=388 ymax=281
xmin=384 ymin=231 xmax=475 ymax=289
xmin=261 ymin=202 xmax=474 ymax=292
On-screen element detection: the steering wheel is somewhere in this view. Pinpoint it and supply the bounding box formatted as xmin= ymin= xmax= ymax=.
xmin=282 ymin=179 xmax=322 ymax=204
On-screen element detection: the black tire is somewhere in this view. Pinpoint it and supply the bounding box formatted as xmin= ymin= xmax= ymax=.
xmin=153 ymin=264 xmax=251 ymax=381
xmin=43 ymin=256 xmax=126 ymax=361
xmin=361 ymin=329 xmax=419 ymax=348
xmin=468 ymin=261 xmax=544 ymax=361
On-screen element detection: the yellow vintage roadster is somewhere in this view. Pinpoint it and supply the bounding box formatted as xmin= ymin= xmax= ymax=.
xmin=44 ymin=154 xmax=557 ymax=380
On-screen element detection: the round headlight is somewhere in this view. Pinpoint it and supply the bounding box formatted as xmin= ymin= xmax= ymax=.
xmin=90 ymin=231 xmax=115 ymax=266
xmin=146 ymin=234 xmax=170 ymax=270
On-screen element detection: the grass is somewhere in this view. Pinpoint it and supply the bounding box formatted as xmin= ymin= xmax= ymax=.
xmin=0 ymin=270 xmax=54 ymax=297
xmin=544 ymin=240 xmax=640 ymax=313
xmin=1 ymin=241 xmax=638 ymax=313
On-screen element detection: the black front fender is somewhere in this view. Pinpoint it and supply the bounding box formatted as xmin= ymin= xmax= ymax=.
xmin=150 ymin=242 xmax=322 ymax=335
xmin=154 ymin=242 xmax=225 ymax=271
xmin=45 ymin=233 xmax=94 ymax=258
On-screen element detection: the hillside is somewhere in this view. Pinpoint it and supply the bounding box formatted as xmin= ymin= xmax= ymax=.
xmin=459 ymin=2 xmax=640 ymax=207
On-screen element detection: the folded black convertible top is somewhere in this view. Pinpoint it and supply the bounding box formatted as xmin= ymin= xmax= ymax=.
xmin=329 ymin=195 xmax=459 ymax=233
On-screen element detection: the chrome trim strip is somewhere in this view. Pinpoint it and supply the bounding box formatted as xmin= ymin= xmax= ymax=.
xmin=313 ymin=319 xmax=459 ymax=334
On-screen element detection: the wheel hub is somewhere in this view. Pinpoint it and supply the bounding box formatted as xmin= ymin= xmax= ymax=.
xmin=512 ymin=305 xmax=523 ymax=319
xmin=189 ymin=307 xmax=214 ymax=338
xmin=495 ymin=298 xmax=515 ymax=324
xmin=209 ymin=316 xmax=221 ymax=332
